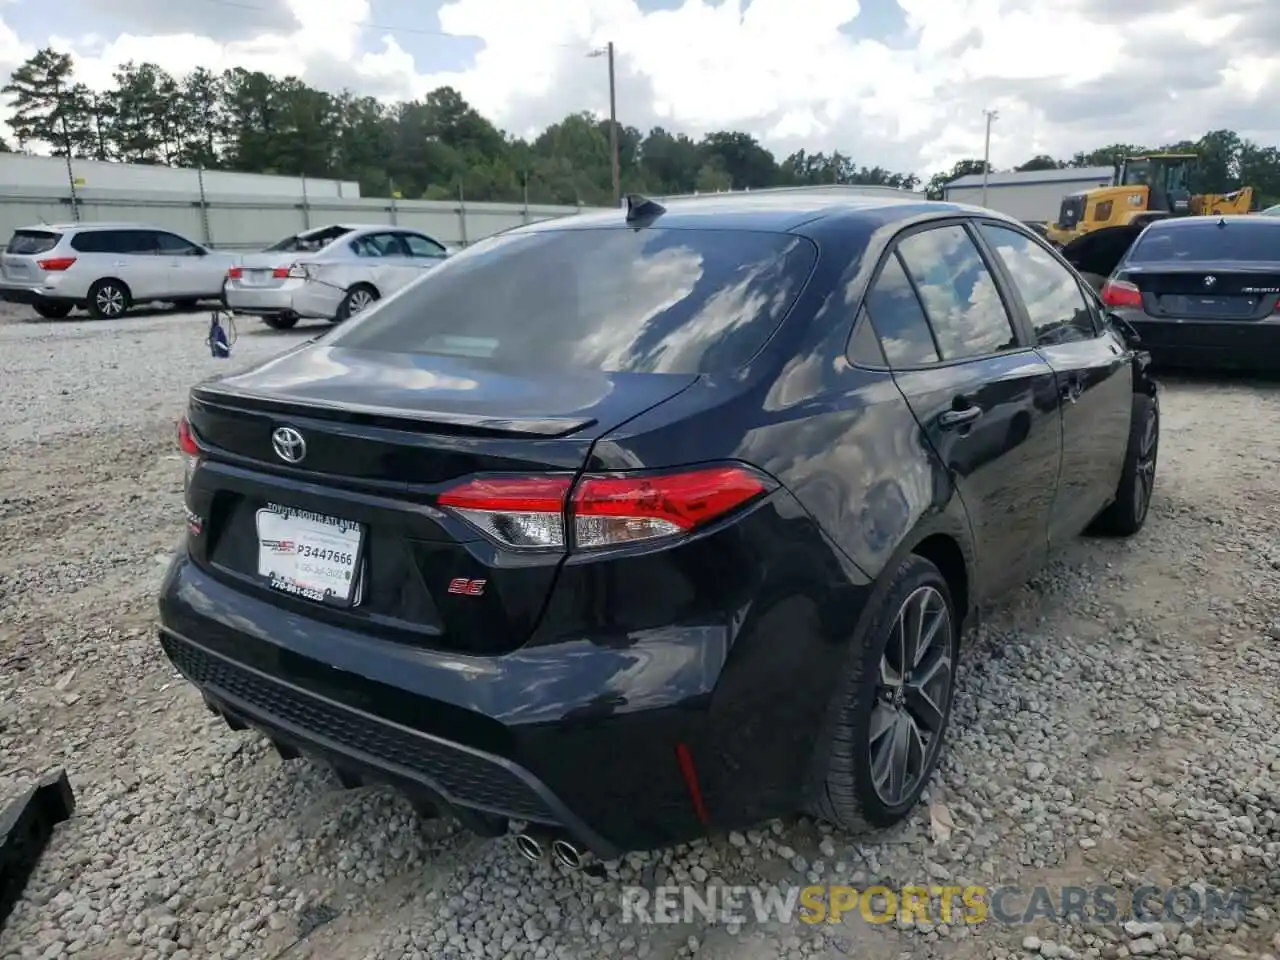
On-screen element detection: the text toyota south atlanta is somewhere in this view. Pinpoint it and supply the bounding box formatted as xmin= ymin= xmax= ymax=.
xmin=158 ymin=192 xmax=1159 ymax=859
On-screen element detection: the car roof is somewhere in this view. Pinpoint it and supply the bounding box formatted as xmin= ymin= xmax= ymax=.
xmin=1141 ymin=214 xmax=1280 ymax=231
xmin=511 ymin=194 xmax=1023 ymax=237
xmin=16 ymin=221 xmax=165 ymax=232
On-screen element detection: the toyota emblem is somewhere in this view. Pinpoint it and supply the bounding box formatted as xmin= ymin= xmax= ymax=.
xmin=1203 ymin=275 xmax=1217 ymax=288
xmin=271 ymin=426 xmax=306 ymax=464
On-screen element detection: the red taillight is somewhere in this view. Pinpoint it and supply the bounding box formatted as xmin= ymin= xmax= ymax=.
xmin=438 ymin=476 xmax=575 ymax=548
xmin=1101 ymin=278 xmax=1142 ymax=308
xmin=272 ymin=266 xmax=290 ymax=279
xmin=177 ymin=416 xmax=200 ymax=456
xmin=437 ymin=464 xmax=774 ymax=551
xmin=37 ymin=256 xmax=76 ymax=271
xmin=227 ymin=266 xmax=243 ymax=279
xmin=573 ymin=466 xmax=771 ymax=548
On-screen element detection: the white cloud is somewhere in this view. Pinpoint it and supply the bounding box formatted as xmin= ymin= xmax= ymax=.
xmin=1 ymin=0 xmax=1278 ymax=176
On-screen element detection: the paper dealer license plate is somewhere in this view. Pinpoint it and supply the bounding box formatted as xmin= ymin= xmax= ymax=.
xmin=255 ymin=504 xmax=363 ymax=605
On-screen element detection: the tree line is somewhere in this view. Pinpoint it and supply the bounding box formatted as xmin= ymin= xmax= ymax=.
xmin=2 ymin=46 xmax=1279 ymax=208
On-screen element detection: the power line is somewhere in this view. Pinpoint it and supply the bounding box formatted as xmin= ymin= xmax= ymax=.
xmin=186 ymin=0 xmax=593 ymax=50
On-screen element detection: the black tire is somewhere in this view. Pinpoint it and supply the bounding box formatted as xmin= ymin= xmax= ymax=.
xmin=33 ymin=302 xmax=72 ymax=319
xmin=87 ymin=278 xmax=131 ymax=320
xmin=810 ymin=554 xmax=959 ymax=833
xmin=333 ymin=284 xmax=379 ymax=323
xmin=1089 ymin=392 xmax=1159 ymax=537
xmin=262 ymin=313 xmax=299 ymax=330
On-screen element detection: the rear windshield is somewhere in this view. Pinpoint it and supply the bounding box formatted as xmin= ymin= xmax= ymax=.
xmin=1128 ymin=221 xmax=1280 ymax=263
xmin=266 ymin=225 xmax=353 ymax=253
xmin=325 ymin=227 xmax=819 ymax=375
xmin=6 ymin=230 xmax=60 ymax=255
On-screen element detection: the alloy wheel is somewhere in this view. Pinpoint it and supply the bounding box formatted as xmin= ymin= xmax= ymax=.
xmin=870 ymin=584 xmax=954 ymax=806
xmin=96 ymin=285 xmax=125 ymax=318
xmin=348 ymin=289 xmax=374 ymax=314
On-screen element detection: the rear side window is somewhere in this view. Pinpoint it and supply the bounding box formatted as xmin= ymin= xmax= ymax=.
xmin=266 ymin=225 xmax=353 ymax=253
xmin=154 ymin=231 xmax=202 ymax=255
xmin=897 ymin=225 xmax=1019 ymax=361
xmin=70 ymin=230 xmax=154 ymax=254
xmin=862 ymin=252 xmax=939 ymax=366
xmin=401 ymin=233 xmax=447 ymax=258
xmin=327 ymin=227 xmax=818 ymax=375
xmin=7 ymin=230 xmax=60 ymax=254
xmin=267 ymin=226 xmax=354 ymax=253
xmin=1128 ymin=221 xmax=1280 ymax=263
xmin=979 ymin=224 xmax=1098 ymax=345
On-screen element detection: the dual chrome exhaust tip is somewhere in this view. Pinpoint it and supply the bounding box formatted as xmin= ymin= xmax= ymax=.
xmin=513 ymin=829 xmax=587 ymax=871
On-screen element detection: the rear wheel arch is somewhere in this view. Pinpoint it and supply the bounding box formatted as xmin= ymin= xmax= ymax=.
xmin=910 ymin=532 xmax=970 ymax=637
xmin=800 ymin=513 xmax=975 ymax=795
xmin=334 ymin=282 xmax=380 ymax=323
xmin=878 ymin=511 xmax=977 ymax=632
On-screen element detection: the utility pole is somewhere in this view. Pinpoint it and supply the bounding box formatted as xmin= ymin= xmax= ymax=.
xmin=981 ymin=108 xmax=999 ymax=208
xmin=589 ymin=42 xmax=621 ymax=206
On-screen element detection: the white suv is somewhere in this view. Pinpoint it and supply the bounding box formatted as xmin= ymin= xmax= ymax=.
xmin=0 ymin=222 xmax=239 ymax=320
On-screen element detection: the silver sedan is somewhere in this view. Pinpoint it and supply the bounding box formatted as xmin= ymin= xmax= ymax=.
xmin=224 ymin=224 xmax=452 ymax=329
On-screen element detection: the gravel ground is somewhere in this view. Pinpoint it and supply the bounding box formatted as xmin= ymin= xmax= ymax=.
xmin=2 ymin=306 xmax=1280 ymax=960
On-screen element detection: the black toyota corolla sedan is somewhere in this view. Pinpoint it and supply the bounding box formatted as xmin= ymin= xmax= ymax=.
xmin=159 ymin=193 xmax=1159 ymax=864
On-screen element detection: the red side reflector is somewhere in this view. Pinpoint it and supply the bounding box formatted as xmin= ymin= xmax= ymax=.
xmin=177 ymin=417 xmax=200 ymax=456
xmin=675 ymin=742 xmax=710 ymax=826
xmin=227 ymin=266 xmax=243 ymax=279
xmin=1101 ymin=279 xmax=1142 ymax=309
xmin=36 ymin=256 xmax=76 ymax=271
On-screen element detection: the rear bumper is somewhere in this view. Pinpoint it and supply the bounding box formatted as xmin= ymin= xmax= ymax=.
xmin=156 ymin=492 xmax=866 ymax=855
xmin=0 ymin=282 xmax=78 ymax=306
xmin=159 ymin=625 xmax=619 ymax=855
xmin=1123 ymin=315 xmax=1280 ymax=370
xmin=224 ymin=284 xmax=297 ymax=317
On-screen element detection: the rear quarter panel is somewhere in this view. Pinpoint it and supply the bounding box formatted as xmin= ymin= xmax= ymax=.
xmin=571 ymin=215 xmax=975 ymax=826
xmin=587 ymin=213 xmax=975 ymax=597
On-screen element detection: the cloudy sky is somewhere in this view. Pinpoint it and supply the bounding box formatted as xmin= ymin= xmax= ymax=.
xmin=0 ymin=0 xmax=1274 ymax=176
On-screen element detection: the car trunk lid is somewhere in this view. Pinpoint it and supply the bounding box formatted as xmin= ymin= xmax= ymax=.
xmin=1122 ymin=262 xmax=1280 ymax=321
xmin=183 ymin=344 xmax=698 ymax=654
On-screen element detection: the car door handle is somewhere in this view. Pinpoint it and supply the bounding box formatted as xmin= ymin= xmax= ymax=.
xmin=939 ymin=406 xmax=983 ymax=429
xmin=1061 ymin=376 xmax=1083 ymax=403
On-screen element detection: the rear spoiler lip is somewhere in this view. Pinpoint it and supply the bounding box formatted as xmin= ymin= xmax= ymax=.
xmin=189 ymin=384 xmax=597 ymax=438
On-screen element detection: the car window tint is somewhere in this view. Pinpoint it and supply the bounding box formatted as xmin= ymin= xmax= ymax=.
xmin=1128 ymin=220 xmax=1280 ymax=262
xmin=69 ymin=231 xmax=116 ymax=254
xmin=847 ymin=308 xmax=888 ymax=366
xmin=117 ymin=230 xmax=160 ymax=255
xmin=7 ymin=230 xmax=60 ymax=254
xmin=897 ymin=225 xmax=1018 ymax=361
xmin=351 ymin=232 xmax=404 ymax=257
xmin=155 ymin=232 xmax=200 ymax=255
xmin=401 ymin=233 xmax=446 ymax=258
xmin=326 ymin=227 xmax=818 ymax=376
xmin=863 ymin=252 xmax=939 ymax=366
xmin=979 ymin=224 xmax=1098 ymax=345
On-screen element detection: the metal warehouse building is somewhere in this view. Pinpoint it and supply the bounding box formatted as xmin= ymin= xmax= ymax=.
xmin=942 ymin=166 xmax=1114 ymax=222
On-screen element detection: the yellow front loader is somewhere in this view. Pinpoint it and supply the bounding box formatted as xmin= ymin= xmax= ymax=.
xmin=1044 ymin=153 xmax=1255 ymax=247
